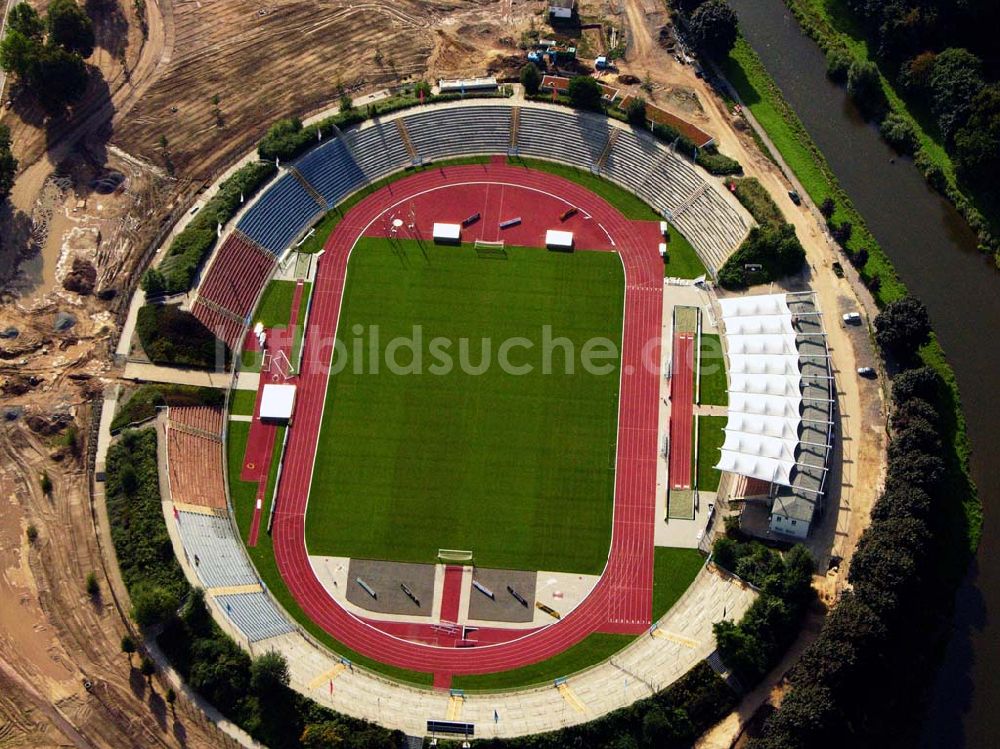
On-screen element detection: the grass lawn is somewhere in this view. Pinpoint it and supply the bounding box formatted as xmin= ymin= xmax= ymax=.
xmin=720 ymin=38 xmax=905 ymax=305
xmin=306 ymin=238 xmax=623 ymax=574
xmin=652 ymin=547 xmax=705 ymax=622
xmin=451 ymin=633 xmax=633 ymax=691
xmin=698 ymin=334 xmax=728 ymax=406
xmin=694 ymin=415 xmax=726 ymax=493
xmin=228 ymin=389 xmax=257 ymax=416
xmin=226 ymin=418 xmax=434 ymax=685
xmin=662 ymin=227 xmax=706 ymax=280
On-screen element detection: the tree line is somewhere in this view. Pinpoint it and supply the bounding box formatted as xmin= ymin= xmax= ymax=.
xmin=749 ymin=295 xmax=977 ymax=747
xmin=814 ymin=0 xmax=999 ymax=253
xmin=105 ymin=428 xmax=405 ymax=748
xmin=0 ymin=0 xmax=94 ymax=115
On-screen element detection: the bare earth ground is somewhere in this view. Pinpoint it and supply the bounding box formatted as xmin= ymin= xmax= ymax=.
xmin=0 ymin=0 xmax=884 ymax=744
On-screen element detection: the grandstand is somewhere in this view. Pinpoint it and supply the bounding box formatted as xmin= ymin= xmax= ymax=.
xmin=342 ymin=120 xmax=413 ymax=181
xmin=214 ymin=591 xmax=295 ymax=643
xmin=192 ymin=232 xmax=277 ymax=347
xmin=292 ymin=136 xmax=367 ymax=208
xmin=403 ymin=104 xmax=512 ymax=160
xmin=166 ymin=406 xmax=227 ymax=510
xmin=517 ymin=107 xmax=611 ymax=168
xmin=235 ymin=171 xmax=325 ymax=255
xmin=175 ymin=512 xmax=259 ymax=589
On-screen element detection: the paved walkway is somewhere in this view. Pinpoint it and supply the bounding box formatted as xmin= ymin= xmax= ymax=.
xmin=122 ymin=361 xmax=232 ymax=388
xmin=232 ymin=564 xmax=754 ymax=738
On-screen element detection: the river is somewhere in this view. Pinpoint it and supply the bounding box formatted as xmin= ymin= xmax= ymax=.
xmin=724 ymin=0 xmax=1000 ymax=745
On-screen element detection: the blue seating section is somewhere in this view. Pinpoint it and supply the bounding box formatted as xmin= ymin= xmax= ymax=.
xmin=236 ymin=172 xmax=323 ymax=254
xmin=216 ymin=592 xmax=295 ymax=643
xmin=293 ymin=137 xmax=367 ymax=208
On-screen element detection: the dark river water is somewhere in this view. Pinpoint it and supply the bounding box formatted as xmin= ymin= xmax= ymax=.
xmin=725 ymin=0 xmax=1000 ymax=745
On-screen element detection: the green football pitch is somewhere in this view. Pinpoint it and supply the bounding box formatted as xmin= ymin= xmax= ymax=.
xmin=304 ymin=238 xmax=625 ymax=574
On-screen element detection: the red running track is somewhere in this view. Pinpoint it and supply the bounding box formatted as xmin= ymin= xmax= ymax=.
xmin=668 ymin=334 xmax=695 ymax=490
xmin=440 ymin=566 xmax=463 ymax=624
xmin=271 ymin=163 xmax=663 ymax=676
xmin=245 ymin=281 xmax=306 ymax=546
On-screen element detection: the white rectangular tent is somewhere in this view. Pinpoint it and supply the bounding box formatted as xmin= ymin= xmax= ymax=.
xmin=545 ymin=229 xmax=574 ymax=250
xmin=432 ymin=223 xmax=461 ymax=244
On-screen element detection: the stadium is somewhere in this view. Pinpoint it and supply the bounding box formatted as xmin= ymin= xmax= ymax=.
xmin=139 ymin=97 xmax=835 ymax=739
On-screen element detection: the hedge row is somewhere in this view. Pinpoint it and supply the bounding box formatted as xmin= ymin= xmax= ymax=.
xmin=106 ymin=429 xmax=404 ymax=749
xmin=147 ymin=161 xmax=277 ymax=295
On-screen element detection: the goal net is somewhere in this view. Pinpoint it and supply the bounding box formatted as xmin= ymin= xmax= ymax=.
xmin=437 ymin=548 xmax=474 ymax=563
xmin=474 ymin=239 xmax=507 ymax=259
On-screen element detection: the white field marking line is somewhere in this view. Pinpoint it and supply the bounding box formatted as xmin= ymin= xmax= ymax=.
xmin=292 ymin=177 xmax=647 ymax=652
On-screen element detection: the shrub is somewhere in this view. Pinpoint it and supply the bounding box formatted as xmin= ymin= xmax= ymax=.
xmin=819 ymin=197 xmax=835 ymax=219
xmin=26 ymin=524 xmax=38 ymax=543
xmin=696 ymin=149 xmax=742 ymax=175
xmin=826 ymin=47 xmax=853 ymax=83
xmin=85 ymin=571 xmax=99 ymax=597
xmin=719 ymin=223 xmax=806 ymax=289
xmin=40 ymin=471 xmax=52 ymax=496
xmin=879 ymin=111 xmax=917 ymax=154
xmin=520 ymin=62 xmax=541 ymax=96
xmin=626 ymin=96 xmax=648 ymax=126
xmin=728 ymin=177 xmax=784 ymax=226
xmin=136 ymin=304 xmax=229 ymax=369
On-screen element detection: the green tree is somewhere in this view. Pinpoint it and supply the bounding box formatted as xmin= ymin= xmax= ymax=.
xmin=879 ymin=111 xmax=917 ymax=153
xmin=301 ymin=722 xmax=345 ymax=749
xmin=130 ymin=582 xmax=179 ymax=628
xmin=85 ymin=571 xmax=99 ymax=597
xmin=121 ymin=634 xmax=137 ymax=664
xmin=929 ymin=47 xmax=983 ymax=141
xmin=46 ymin=0 xmax=94 ymax=58
xmin=520 ymin=62 xmax=541 ymax=96
xmin=825 ymin=47 xmax=853 ymax=83
xmin=890 ymin=365 xmax=940 ymax=404
xmin=0 ymin=28 xmax=40 ymax=78
xmin=873 ymin=295 xmax=931 ymax=361
xmin=568 ymin=75 xmax=603 ymax=111
xmin=9 ymin=3 xmax=44 ymax=40
xmin=250 ymin=650 xmax=290 ymax=697
xmin=30 ymin=44 xmax=89 ymax=115
xmin=140 ymin=654 xmax=157 ymax=686
xmin=846 ymin=59 xmax=886 ymax=117
xmin=626 ymin=95 xmax=648 ymax=126
xmin=953 ymin=84 xmax=1000 ymax=188
xmin=0 ymin=125 xmax=17 ymax=203
xmin=688 ymin=0 xmax=738 ymax=60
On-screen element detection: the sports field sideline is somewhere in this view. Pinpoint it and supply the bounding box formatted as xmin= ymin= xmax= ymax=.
xmin=304 ymin=238 xmax=625 ymax=574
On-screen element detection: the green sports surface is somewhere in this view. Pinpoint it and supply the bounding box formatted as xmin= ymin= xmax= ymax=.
xmin=304 ymin=238 xmax=624 ymax=574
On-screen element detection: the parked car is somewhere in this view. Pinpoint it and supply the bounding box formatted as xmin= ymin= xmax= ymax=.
xmin=857 ymin=366 xmax=876 ymax=378
xmin=842 ymin=312 xmax=862 ymax=324
xmin=832 ymin=261 xmax=845 ymax=278
xmin=788 ymin=190 xmax=802 ymax=205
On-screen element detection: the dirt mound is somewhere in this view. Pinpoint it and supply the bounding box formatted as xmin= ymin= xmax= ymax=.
xmin=63 ymin=258 xmax=98 ymax=296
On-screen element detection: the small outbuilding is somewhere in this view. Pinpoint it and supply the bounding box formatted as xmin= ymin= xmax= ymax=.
xmin=545 ymin=229 xmax=574 ymax=251
xmin=432 ymin=223 xmax=462 ymax=244
xmin=549 ymin=0 xmax=576 ymax=19
xmin=259 ymin=383 xmax=297 ymax=423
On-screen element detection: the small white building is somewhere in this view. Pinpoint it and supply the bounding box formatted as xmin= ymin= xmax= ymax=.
xmin=549 ymin=0 xmax=575 ymax=20
xmin=432 ymin=223 xmax=461 ymax=244
xmin=545 ymin=229 xmax=574 ymax=251
xmin=259 ymin=384 xmax=297 ymax=422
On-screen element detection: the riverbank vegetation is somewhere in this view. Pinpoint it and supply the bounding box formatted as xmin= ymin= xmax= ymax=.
xmin=783 ymin=0 xmax=1000 ymax=261
xmin=749 ymin=301 xmax=977 ymax=747
xmin=717 ymin=17 xmax=982 ymax=747
xmin=105 ymin=429 xmax=404 ymax=749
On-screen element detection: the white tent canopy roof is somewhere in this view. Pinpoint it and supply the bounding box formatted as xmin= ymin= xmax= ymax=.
xmin=715 ymin=293 xmax=806 ymax=487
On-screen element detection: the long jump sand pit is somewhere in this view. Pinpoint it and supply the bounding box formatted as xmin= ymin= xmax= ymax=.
xmin=468 ymin=567 xmax=537 ymax=623
xmin=345 ymin=559 xmax=435 ymax=617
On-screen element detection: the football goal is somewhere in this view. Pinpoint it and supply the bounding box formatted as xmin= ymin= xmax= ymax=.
xmin=474 ymin=239 xmax=507 ymax=259
xmin=437 ymin=548 xmax=474 ymax=564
